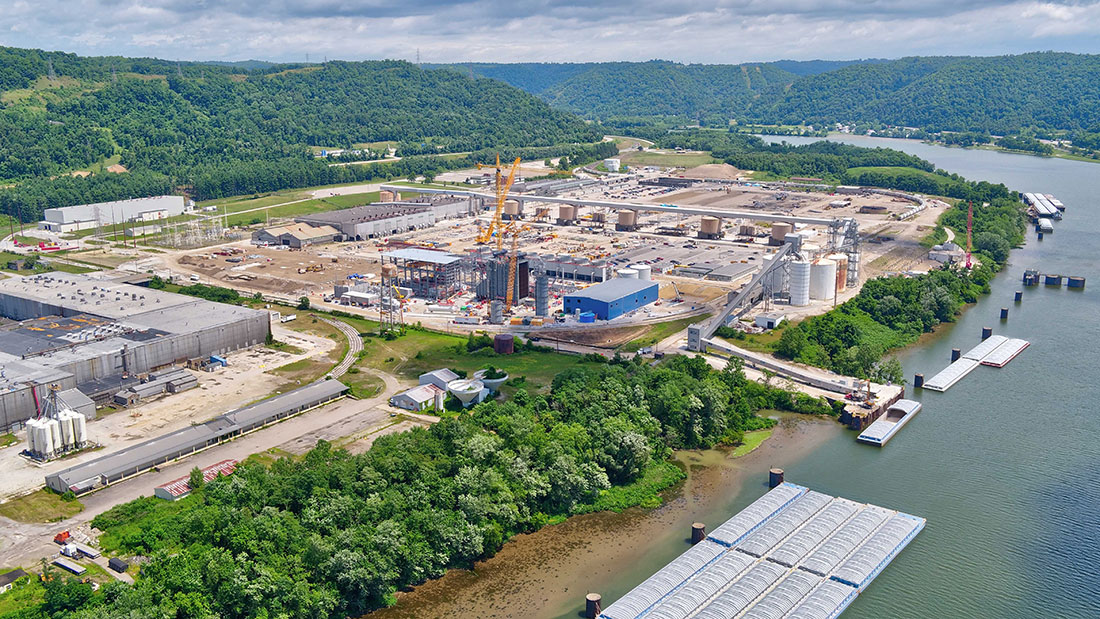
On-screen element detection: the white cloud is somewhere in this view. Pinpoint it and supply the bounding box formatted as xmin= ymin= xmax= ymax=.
xmin=0 ymin=0 xmax=1096 ymax=62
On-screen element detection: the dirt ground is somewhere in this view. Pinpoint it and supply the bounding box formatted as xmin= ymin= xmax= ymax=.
xmin=529 ymin=324 xmax=648 ymax=348
xmin=0 ymin=321 xmax=335 ymax=503
xmin=682 ymin=163 xmax=746 ymax=179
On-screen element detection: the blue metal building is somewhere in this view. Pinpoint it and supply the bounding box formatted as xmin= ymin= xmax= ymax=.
xmin=563 ymin=278 xmax=659 ymax=320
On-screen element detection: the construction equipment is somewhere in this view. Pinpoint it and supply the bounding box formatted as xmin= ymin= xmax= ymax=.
xmin=505 ymin=224 xmax=532 ymax=309
xmin=476 ymin=155 xmax=522 ymax=249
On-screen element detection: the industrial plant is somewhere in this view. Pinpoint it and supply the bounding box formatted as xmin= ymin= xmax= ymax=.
xmin=0 ymin=272 xmax=270 ymax=433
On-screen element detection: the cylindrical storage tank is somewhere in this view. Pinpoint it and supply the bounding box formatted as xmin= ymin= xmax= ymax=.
xmin=493 ymin=334 xmax=515 ymax=354
xmin=700 ymin=216 xmax=721 ymax=236
xmin=75 ymin=414 xmax=87 ymax=445
xmin=535 ymin=276 xmax=550 ymax=317
xmin=557 ymin=205 xmax=576 ymax=221
xmin=789 ymin=260 xmax=811 ymax=306
xmin=592 ymin=212 xmax=606 ymax=223
xmin=48 ymin=418 xmax=62 ymax=452
xmin=59 ymin=413 xmax=74 ymax=449
xmin=828 ymin=253 xmax=849 ymax=291
xmin=739 ymin=224 xmax=756 ymax=236
xmin=632 ymin=264 xmax=652 ymax=280
xmin=379 ymin=190 xmax=396 ymax=202
xmin=770 ymin=222 xmax=793 ymax=245
xmin=25 ymin=419 xmax=38 ymax=455
xmin=503 ymin=200 xmax=520 ymax=216
xmin=809 ymin=259 xmax=837 ymax=300
xmin=617 ymin=210 xmax=637 ymax=226
xmin=618 ymin=268 xmax=638 ymax=279
xmin=489 ymin=300 xmax=504 ymax=324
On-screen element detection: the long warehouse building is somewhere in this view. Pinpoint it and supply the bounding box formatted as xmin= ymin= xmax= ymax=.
xmin=0 ymin=273 xmax=270 ymax=432
xmin=40 ymin=196 xmax=192 ymax=233
xmin=46 ymin=379 xmax=347 ymax=494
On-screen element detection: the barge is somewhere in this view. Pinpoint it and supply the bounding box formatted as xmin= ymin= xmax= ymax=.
xmin=857 ymin=399 xmax=922 ymax=446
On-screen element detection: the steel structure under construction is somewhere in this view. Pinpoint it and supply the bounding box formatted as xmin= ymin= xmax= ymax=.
xmin=381 ymin=248 xmax=468 ymax=301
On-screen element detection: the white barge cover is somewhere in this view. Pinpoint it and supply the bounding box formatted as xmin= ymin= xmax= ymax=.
xmin=923 ymin=358 xmax=980 ymax=391
xmin=981 ymin=338 xmax=1029 ymax=367
xmin=962 ymin=335 xmax=1007 ymax=361
xmin=598 ymin=484 xmax=925 ymax=619
xmin=856 ymin=399 xmax=922 ymax=446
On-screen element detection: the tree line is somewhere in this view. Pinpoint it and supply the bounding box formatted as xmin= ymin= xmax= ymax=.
xmin=4 ymin=354 xmax=836 ymax=618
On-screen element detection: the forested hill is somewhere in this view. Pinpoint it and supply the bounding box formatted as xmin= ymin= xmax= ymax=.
xmin=443 ymin=53 xmax=1100 ymax=134
xmin=0 ymin=46 xmax=600 ymax=191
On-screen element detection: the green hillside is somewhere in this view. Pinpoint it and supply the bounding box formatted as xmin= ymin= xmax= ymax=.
xmin=450 ymin=53 xmax=1100 ymax=135
xmin=0 ymin=46 xmax=602 ymax=217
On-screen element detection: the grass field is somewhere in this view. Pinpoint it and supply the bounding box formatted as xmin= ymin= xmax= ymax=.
xmin=0 ymin=489 xmax=84 ymax=523
xmin=0 ymin=433 xmax=17 ymax=448
xmin=620 ymin=314 xmax=711 ymax=352
xmin=0 ymin=251 xmax=98 ymax=275
xmin=620 ymin=151 xmax=720 ymax=168
xmin=267 ymin=316 xmax=348 ymax=390
xmin=845 ymin=165 xmax=946 ymax=181
xmin=0 ymin=569 xmax=42 ymax=614
xmin=730 ymin=428 xmax=774 ymax=457
xmin=715 ymin=321 xmax=789 ymax=354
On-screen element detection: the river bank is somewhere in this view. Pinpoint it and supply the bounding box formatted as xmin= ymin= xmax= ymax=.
xmin=366 ymin=414 xmax=841 ymax=619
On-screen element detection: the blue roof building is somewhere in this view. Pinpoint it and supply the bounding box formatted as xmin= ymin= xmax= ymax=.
xmin=563 ymin=278 xmax=659 ymax=320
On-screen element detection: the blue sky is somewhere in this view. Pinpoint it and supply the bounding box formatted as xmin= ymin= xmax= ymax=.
xmin=2 ymin=1 xmax=1099 ymax=62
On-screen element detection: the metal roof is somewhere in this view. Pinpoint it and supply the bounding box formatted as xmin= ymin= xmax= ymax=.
xmin=47 ymin=380 xmax=347 ymax=493
xmin=564 ymin=278 xmax=659 ymax=304
xmin=598 ymin=484 xmax=925 ymax=619
xmin=383 ymin=248 xmax=463 ymax=265
xmin=922 ymin=357 xmax=980 ymax=392
xmin=962 ymin=335 xmax=1008 ymax=361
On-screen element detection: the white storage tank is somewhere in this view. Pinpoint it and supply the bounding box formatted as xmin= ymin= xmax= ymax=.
xmin=631 ymin=264 xmax=652 ymax=280
xmin=618 ymin=268 xmax=639 ymax=279
xmin=25 ymin=418 xmax=38 ymax=454
xmin=59 ymin=412 xmax=74 ymax=449
xmin=47 ymin=418 xmax=62 ymax=452
xmin=74 ymin=414 xmax=87 ymax=445
xmin=810 ymin=259 xmax=838 ymax=300
xmin=789 ymin=260 xmax=811 ymax=306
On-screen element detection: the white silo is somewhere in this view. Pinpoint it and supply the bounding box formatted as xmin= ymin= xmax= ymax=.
xmin=618 ymin=268 xmax=638 ymax=279
xmin=810 ymin=259 xmax=838 ymax=300
xmin=58 ymin=411 xmax=75 ymax=449
xmin=74 ymin=413 xmax=87 ymax=445
xmin=789 ymin=260 xmax=811 ymax=306
xmin=631 ymin=264 xmax=652 ymax=280
xmin=25 ymin=418 xmax=38 ymax=455
xmin=47 ymin=418 xmax=62 ymax=453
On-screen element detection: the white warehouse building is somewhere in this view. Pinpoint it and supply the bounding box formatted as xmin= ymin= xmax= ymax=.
xmin=40 ymin=196 xmax=192 ymax=233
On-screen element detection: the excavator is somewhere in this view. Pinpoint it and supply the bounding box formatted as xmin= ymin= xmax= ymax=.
xmin=476 ymin=155 xmax=522 ymax=249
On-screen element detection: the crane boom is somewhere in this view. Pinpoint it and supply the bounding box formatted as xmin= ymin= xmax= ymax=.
xmin=476 ymin=156 xmax=522 ymax=248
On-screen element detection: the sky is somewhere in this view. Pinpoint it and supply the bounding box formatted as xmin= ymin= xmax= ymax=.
xmin=2 ymin=0 xmax=1100 ymax=63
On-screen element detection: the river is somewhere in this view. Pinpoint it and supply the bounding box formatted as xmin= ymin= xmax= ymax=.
xmin=374 ymin=137 xmax=1100 ymax=618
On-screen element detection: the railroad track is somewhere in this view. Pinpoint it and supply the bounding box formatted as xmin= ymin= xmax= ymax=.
xmin=320 ymin=317 xmax=363 ymax=378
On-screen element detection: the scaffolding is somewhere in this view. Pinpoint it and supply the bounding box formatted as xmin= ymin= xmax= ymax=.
xmin=381 ymin=248 xmax=468 ymax=301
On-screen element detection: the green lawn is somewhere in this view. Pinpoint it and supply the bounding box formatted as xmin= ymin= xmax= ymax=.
xmin=620 ymin=314 xmax=711 ymax=353
xmin=730 ymin=428 xmax=774 ymax=457
xmin=343 ymin=367 xmax=385 ymax=399
xmin=0 ymin=251 xmax=98 ymax=275
xmin=223 ymin=192 xmax=382 ymax=227
xmin=620 ymin=151 xmax=719 ymax=168
xmin=715 ymin=321 xmax=790 ymax=354
xmin=0 ymin=489 xmax=84 ymax=523
xmin=0 ymin=433 xmax=17 ymax=448
xmin=845 ymin=165 xmax=947 ymax=181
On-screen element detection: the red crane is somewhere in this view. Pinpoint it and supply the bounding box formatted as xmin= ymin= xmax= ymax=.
xmin=966 ymin=201 xmax=973 ymax=269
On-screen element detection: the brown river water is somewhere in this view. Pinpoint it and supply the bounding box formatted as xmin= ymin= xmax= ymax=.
xmin=368 ymin=415 xmax=841 ymax=619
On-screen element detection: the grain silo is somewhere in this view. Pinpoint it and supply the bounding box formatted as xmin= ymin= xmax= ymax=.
xmin=828 ymin=253 xmax=849 ymax=291
xmin=557 ymin=205 xmax=576 ymax=224
xmin=810 ymin=258 xmax=837 ymax=300
xmin=770 ymin=222 xmax=793 ymax=246
xmin=616 ymin=210 xmax=638 ymax=231
xmin=789 ymin=260 xmax=811 ymax=306
xmin=699 ymin=216 xmax=722 ymax=240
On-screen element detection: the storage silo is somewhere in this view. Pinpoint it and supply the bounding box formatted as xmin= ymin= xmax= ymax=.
xmin=557 ymin=205 xmax=576 ymax=223
xmin=739 ymin=224 xmax=756 ymax=236
xmin=828 ymin=253 xmax=849 ymax=291
xmin=810 ymin=258 xmax=837 ymax=300
xmin=48 ymin=418 xmax=62 ymax=452
xmin=616 ymin=210 xmax=638 ymax=231
xmin=699 ymin=216 xmax=722 ymax=239
xmin=74 ymin=413 xmax=87 ymax=445
xmin=770 ymin=222 xmax=793 ymax=246
xmin=632 ymin=264 xmax=652 ymax=280
xmin=489 ymin=300 xmax=504 ymax=324
xmin=25 ymin=418 xmax=38 ymax=455
xmin=789 ymin=260 xmax=811 ymax=306
xmin=379 ymin=190 xmax=396 ymax=203
xmin=618 ymin=268 xmax=638 ymax=279
xmin=535 ymin=275 xmax=550 ymax=317
xmin=503 ymin=200 xmax=521 ymax=220
xmin=58 ymin=411 xmax=74 ymax=449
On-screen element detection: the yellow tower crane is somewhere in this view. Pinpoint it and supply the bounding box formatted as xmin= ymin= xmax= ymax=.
xmin=476 ymin=155 xmax=522 ymax=248
xmin=505 ymin=223 xmax=532 ymax=310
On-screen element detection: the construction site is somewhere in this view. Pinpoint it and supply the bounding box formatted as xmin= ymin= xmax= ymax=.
xmin=135 ymin=156 xmax=942 ymax=345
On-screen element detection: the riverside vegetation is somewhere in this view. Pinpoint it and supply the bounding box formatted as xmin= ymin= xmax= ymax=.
xmin=2 ymin=355 xmax=838 ymax=618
